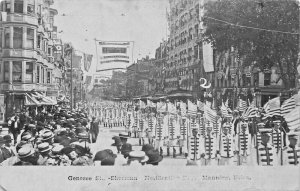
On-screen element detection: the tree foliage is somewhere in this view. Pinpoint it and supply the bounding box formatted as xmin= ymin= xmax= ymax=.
xmin=203 ymin=0 xmax=299 ymax=89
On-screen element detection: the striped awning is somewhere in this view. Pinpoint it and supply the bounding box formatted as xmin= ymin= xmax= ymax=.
xmin=25 ymin=92 xmax=57 ymax=106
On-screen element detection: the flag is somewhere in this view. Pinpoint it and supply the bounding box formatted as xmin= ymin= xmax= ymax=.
xmin=243 ymin=100 xmax=257 ymax=118
xmin=187 ymin=100 xmax=197 ymax=115
xmin=264 ymin=97 xmax=281 ymax=117
xmin=72 ymin=54 xmax=82 ymax=69
xmin=139 ymin=100 xmax=146 ymax=109
xmin=238 ymin=98 xmax=247 ymax=113
xmin=180 ymin=101 xmax=187 ymax=116
xmin=281 ymin=96 xmax=296 ymax=117
xmin=167 ymin=102 xmax=177 ymax=114
xmin=83 ymin=53 xmax=93 ymax=72
xmin=221 ymin=100 xmax=231 ymax=118
xmin=197 ymin=100 xmax=205 ymax=111
xmin=204 ymin=104 xmax=217 ymax=123
xmin=157 ymin=101 xmax=166 ymax=113
xmin=284 ymin=105 xmax=300 ymax=132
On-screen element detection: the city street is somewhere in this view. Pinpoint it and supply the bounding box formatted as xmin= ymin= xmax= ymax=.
xmin=90 ymin=125 xmax=187 ymax=166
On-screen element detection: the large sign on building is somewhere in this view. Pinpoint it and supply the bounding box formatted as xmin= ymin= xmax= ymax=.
xmin=95 ymin=40 xmax=133 ymax=72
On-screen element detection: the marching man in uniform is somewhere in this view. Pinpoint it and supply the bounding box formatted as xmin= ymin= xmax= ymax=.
xmin=256 ymin=128 xmax=278 ymax=166
xmin=199 ymin=122 xmax=218 ymax=166
xmin=283 ymin=132 xmax=300 ymax=166
xmin=219 ymin=123 xmax=235 ymax=165
xmin=186 ymin=128 xmax=201 ymax=165
xmin=235 ymin=118 xmax=252 ymax=166
xmin=272 ymin=120 xmax=284 ymax=165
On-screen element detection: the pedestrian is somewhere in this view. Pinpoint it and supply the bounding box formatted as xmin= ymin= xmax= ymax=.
xmin=1 ymin=135 xmax=16 ymax=161
xmin=146 ymin=150 xmax=163 ymax=166
xmin=127 ymin=151 xmax=149 ymax=166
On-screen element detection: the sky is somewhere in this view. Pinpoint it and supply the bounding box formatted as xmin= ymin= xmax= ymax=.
xmin=53 ymin=0 xmax=169 ymax=78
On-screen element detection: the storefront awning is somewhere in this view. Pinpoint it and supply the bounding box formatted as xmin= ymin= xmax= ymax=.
xmin=25 ymin=92 xmax=57 ymax=106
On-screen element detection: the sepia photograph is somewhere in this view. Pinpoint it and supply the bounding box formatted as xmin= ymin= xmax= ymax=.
xmin=0 ymin=0 xmax=299 ymax=190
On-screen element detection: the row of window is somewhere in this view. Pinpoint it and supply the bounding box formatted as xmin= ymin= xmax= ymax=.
xmin=1 ymin=61 xmax=51 ymax=84
xmin=1 ymin=27 xmax=34 ymax=49
xmin=1 ymin=26 xmax=52 ymax=55
xmin=1 ymin=0 xmax=40 ymax=15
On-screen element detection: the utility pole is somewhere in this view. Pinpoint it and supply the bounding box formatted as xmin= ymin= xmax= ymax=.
xmin=70 ymin=48 xmax=73 ymax=111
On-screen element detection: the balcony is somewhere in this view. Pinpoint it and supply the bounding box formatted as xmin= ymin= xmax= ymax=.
xmin=6 ymin=13 xmax=38 ymax=26
xmin=0 ymin=83 xmax=47 ymax=92
xmin=2 ymin=49 xmax=38 ymax=59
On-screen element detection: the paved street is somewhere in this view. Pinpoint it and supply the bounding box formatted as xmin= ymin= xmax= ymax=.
xmin=90 ymin=125 xmax=188 ymax=166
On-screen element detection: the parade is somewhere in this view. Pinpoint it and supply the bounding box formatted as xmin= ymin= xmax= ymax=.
xmin=1 ymin=89 xmax=299 ymax=167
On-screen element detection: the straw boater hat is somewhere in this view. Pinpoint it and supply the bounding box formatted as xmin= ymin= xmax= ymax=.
xmin=76 ymin=132 xmax=90 ymax=140
xmin=128 ymin=151 xmax=149 ymax=163
xmin=119 ymin=133 xmax=130 ymax=139
xmin=18 ymin=146 xmax=35 ymax=159
xmin=21 ymin=133 xmax=35 ymax=142
xmin=38 ymin=142 xmax=53 ymax=153
xmin=42 ymin=131 xmax=54 ymax=141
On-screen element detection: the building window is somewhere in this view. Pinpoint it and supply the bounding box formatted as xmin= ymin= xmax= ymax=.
xmin=27 ymin=3 xmax=35 ymax=15
xmin=95 ymin=79 xmax=98 ymax=83
xmin=14 ymin=0 xmax=24 ymax=14
xmin=264 ymin=73 xmax=271 ymax=86
xmin=5 ymin=1 xmax=11 ymax=13
xmin=26 ymin=28 xmax=34 ymax=49
xmin=25 ymin=62 xmax=33 ymax=83
xmin=37 ymin=35 xmax=41 ymax=49
xmin=47 ymin=71 xmax=51 ymax=84
xmin=37 ymin=65 xmax=40 ymax=83
xmin=13 ymin=27 xmax=23 ymax=49
xmin=42 ymin=68 xmax=45 ymax=83
xmin=0 ymin=29 xmax=2 ymax=51
xmin=4 ymin=27 xmax=10 ymax=48
xmin=3 ymin=61 xmax=9 ymax=82
xmin=12 ymin=61 xmax=22 ymax=82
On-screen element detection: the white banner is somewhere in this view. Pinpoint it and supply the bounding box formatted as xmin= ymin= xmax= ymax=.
xmin=96 ymin=41 xmax=133 ymax=71
xmin=202 ymin=42 xmax=214 ymax=72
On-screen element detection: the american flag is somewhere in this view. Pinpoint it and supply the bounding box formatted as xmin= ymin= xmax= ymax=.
xmin=179 ymin=101 xmax=187 ymax=116
xmin=220 ymin=100 xmax=231 ymax=118
xmin=187 ymin=100 xmax=197 ymax=116
xmin=167 ymin=102 xmax=177 ymax=114
xmin=284 ymin=105 xmax=300 ymax=132
xmin=238 ymin=98 xmax=247 ymax=113
xmin=281 ymin=96 xmax=296 ymax=117
xmin=197 ymin=100 xmax=205 ymax=111
xmin=157 ymin=101 xmax=167 ymax=113
xmin=264 ymin=97 xmax=281 ymax=117
xmin=139 ymin=100 xmax=146 ymax=109
xmin=243 ymin=100 xmax=257 ymax=118
xmin=204 ymin=104 xmax=217 ymax=123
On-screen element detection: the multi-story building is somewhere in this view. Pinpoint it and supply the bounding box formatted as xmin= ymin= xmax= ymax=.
xmin=125 ymin=56 xmax=155 ymax=97
xmin=151 ymin=40 xmax=168 ymax=95
xmin=166 ymin=0 xmax=204 ymax=97
xmin=0 ymin=0 xmax=62 ymax=117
